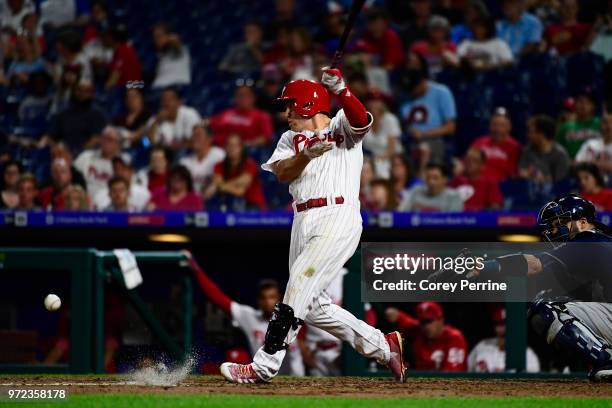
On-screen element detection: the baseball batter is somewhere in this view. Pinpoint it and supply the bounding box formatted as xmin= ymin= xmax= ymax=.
xmin=220 ymin=68 xmax=406 ymax=383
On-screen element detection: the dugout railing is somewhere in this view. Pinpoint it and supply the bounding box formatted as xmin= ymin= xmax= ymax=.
xmin=0 ymin=247 xmax=194 ymax=374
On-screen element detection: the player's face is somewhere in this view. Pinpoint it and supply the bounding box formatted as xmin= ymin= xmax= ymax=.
xmin=420 ymin=318 xmax=444 ymax=339
xmin=286 ymin=109 xmax=309 ymax=132
xmin=257 ymin=288 xmax=280 ymax=314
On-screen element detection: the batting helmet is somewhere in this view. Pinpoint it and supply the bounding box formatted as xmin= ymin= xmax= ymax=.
xmin=275 ymin=79 xmax=331 ymax=118
xmin=538 ymin=194 xmax=597 ymax=243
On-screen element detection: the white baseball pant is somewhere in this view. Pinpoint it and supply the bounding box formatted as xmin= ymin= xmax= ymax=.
xmin=252 ymin=203 xmax=390 ymax=380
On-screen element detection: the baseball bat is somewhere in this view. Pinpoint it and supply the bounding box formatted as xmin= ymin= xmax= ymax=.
xmin=330 ymin=0 xmax=367 ymax=69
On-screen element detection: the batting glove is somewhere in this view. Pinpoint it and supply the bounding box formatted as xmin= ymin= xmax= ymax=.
xmin=321 ymin=67 xmax=346 ymax=95
xmin=304 ymin=137 xmax=333 ymax=159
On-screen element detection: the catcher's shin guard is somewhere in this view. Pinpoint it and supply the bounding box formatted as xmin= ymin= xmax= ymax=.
xmin=263 ymin=303 xmax=304 ymax=354
xmin=529 ymin=300 xmax=612 ymax=371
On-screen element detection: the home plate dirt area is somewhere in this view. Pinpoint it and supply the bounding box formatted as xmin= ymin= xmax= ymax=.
xmin=2 ymin=375 xmax=611 ymax=398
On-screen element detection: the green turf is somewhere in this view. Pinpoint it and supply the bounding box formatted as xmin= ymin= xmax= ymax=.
xmin=7 ymin=395 xmax=611 ymax=408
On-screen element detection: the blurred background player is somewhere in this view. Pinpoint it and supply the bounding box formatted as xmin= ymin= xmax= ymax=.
xmin=385 ymin=301 xmax=467 ymax=371
xmin=188 ymin=257 xmax=304 ymax=376
xmin=468 ymin=307 xmax=540 ymax=372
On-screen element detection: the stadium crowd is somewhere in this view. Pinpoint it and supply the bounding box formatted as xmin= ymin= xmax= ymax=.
xmin=1 ymin=0 xmax=612 ymax=213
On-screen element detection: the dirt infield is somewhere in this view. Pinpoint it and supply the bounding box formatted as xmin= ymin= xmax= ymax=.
xmin=2 ymin=376 xmax=612 ymax=398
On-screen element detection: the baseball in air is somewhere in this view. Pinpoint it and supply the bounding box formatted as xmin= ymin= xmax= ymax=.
xmin=44 ymin=294 xmax=61 ymax=311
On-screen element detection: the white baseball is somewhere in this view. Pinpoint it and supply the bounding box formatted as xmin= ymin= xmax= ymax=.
xmin=44 ymin=294 xmax=61 ymax=311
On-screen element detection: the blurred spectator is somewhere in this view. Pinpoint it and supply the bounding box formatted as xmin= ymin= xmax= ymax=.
xmin=93 ymin=156 xmax=150 ymax=211
xmin=38 ymin=0 xmax=83 ymax=29
xmin=105 ymin=25 xmax=142 ymax=90
xmin=346 ymin=45 xmax=393 ymax=97
xmin=590 ymin=5 xmax=612 ymax=62
xmin=151 ymin=22 xmax=191 ymax=89
xmin=390 ymin=153 xmax=422 ymax=204
xmin=0 ymin=160 xmax=21 ymax=209
xmin=399 ymin=162 xmax=463 ymax=212
xmin=470 ymin=108 xmax=521 ymax=182
xmin=219 ymin=20 xmax=264 ymax=76
xmin=385 ymin=302 xmax=467 ymax=371
xmin=468 ymin=307 xmax=540 ymax=372
xmin=519 ymin=115 xmax=571 ymax=183
xmin=402 ymin=0 xmax=433 ymax=46
xmin=180 ymin=123 xmax=225 ymax=198
xmin=54 ymin=28 xmax=93 ymax=82
xmin=6 ymin=33 xmax=44 ymax=86
xmin=575 ymin=110 xmax=612 ymax=179
xmin=113 ymin=86 xmax=151 ymax=146
xmin=496 ymin=0 xmax=543 ymax=56
xmin=255 ymin=64 xmax=286 ymax=130
xmin=282 ymin=27 xmax=315 ymax=80
xmin=575 ymin=162 xmax=612 ymax=211
xmin=49 ymin=63 xmax=81 ymax=115
xmin=16 ymin=172 xmax=38 ymax=210
xmin=212 ymin=134 xmax=267 ymax=210
xmin=410 ymin=15 xmax=457 ymax=77
xmin=360 ymin=7 xmax=405 ymax=70
xmin=455 ymin=17 xmax=514 ymax=71
xmin=146 ymin=87 xmax=201 ymax=149
xmin=266 ymin=0 xmax=298 ymax=41
xmin=399 ymin=52 xmax=457 ymax=169
xmin=46 ymin=79 xmax=107 ymax=150
xmin=558 ymin=96 xmax=577 ymax=126
xmin=544 ymin=0 xmax=591 ymax=55
xmin=0 ymin=0 xmax=34 ymax=33
xmin=82 ymin=0 xmax=110 ymax=44
xmin=63 ymin=184 xmax=90 ymax=210
xmin=210 ymin=85 xmax=274 ymax=147
xmin=48 ymin=141 xmax=86 ymax=188
xmin=18 ymin=72 xmax=52 ymax=134
xmin=359 ymin=156 xmax=374 ymax=207
xmin=39 ymin=158 xmax=72 ymax=209
xmin=74 ymin=126 xmax=127 ymax=199
xmin=137 ymin=145 xmax=171 ymax=193
xmin=147 ymin=164 xmax=203 ymax=211
xmin=364 ymin=98 xmax=402 ymax=179
xmin=556 ymin=89 xmax=602 ymax=158
xmin=365 ymin=179 xmax=397 ymax=211
xmin=450 ymin=148 xmax=503 ymax=211
xmin=104 ymin=176 xmax=130 ymax=211
xmin=450 ymin=0 xmax=490 ymax=44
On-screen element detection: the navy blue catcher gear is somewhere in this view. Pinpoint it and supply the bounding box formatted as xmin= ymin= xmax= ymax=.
xmin=538 ymin=195 xmax=597 ymax=243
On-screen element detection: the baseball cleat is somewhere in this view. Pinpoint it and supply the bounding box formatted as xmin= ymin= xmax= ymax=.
xmin=385 ymin=331 xmax=407 ymax=383
xmin=589 ymin=365 xmax=612 ymax=383
xmin=220 ymin=362 xmax=264 ymax=384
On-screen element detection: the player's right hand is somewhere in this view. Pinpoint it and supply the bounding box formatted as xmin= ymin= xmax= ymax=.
xmin=304 ymin=139 xmax=333 ymax=159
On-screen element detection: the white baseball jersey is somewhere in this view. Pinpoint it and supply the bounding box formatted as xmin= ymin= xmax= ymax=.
xmin=262 ymin=109 xmax=373 ymax=204
xmin=179 ymin=147 xmax=226 ymax=194
xmin=74 ymin=149 xmax=131 ymax=199
xmin=230 ymin=302 xmax=304 ymax=376
xmin=467 ymin=338 xmax=540 ymax=373
xmin=252 ymin=108 xmax=391 ymax=381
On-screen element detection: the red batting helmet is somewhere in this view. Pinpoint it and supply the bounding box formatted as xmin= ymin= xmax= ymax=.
xmin=275 ymin=79 xmax=331 ymax=118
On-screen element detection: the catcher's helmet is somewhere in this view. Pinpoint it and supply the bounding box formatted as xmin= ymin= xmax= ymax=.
xmin=537 ymin=194 xmax=597 ymax=242
xmin=275 ymin=79 xmax=331 ymax=118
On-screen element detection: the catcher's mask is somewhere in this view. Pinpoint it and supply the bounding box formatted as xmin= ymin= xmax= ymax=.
xmin=537 ymin=195 xmax=596 ymax=244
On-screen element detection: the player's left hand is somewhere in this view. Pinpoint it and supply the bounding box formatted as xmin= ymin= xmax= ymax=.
xmin=321 ymin=66 xmax=346 ymax=95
